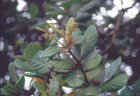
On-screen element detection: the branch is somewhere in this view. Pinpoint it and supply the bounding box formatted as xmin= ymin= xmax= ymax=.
xmin=69 ymin=49 xmax=89 ymax=83
xmin=104 ymin=14 xmax=122 ymax=53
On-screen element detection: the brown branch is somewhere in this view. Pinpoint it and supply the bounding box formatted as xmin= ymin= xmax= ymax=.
xmin=69 ymin=49 xmax=89 ymax=83
xmin=104 ymin=14 xmax=122 ymax=53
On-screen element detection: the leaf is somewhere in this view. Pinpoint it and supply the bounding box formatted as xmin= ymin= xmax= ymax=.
xmin=72 ymin=29 xmax=84 ymax=45
xmin=23 ymin=42 xmax=42 ymax=59
xmin=119 ymin=87 xmax=134 ymax=96
xmin=29 ymin=3 xmax=39 ymax=18
xmin=15 ymin=76 xmax=25 ymax=90
xmin=133 ymin=78 xmax=140 ymax=93
xmin=14 ymin=59 xmax=35 ymax=72
xmin=66 ymin=17 xmax=75 ymax=31
xmin=14 ymin=56 xmax=50 ymax=75
xmin=48 ymin=78 xmax=60 ymax=96
xmin=84 ymin=53 xmax=102 ymax=71
xmin=100 ymin=74 xmax=128 ymax=91
xmin=33 ymin=81 xmax=47 ymax=92
xmin=66 ymin=73 xmax=84 ymax=88
xmin=81 ymin=25 xmax=98 ymax=57
xmin=49 ymin=60 xmax=73 ymax=70
xmin=8 ymin=63 xmax=19 ymax=82
xmin=0 ymin=88 xmax=8 ymax=95
xmin=86 ymin=66 xmax=103 ymax=81
xmin=4 ymin=84 xmax=19 ymax=94
xmin=39 ymin=46 xmax=59 ymax=58
xmin=77 ymin=86 xmax=100 ymax=96
xmin=30 ymin=56 xmax=50 ymax=74
xmin=96 ymin=57 xmax=122 ymax=83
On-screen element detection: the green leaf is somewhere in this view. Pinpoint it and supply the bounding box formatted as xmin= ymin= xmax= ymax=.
xmin=86 ymin=66 xmax=103 ymax=81
xmin=101 ymin=74 xmax=128 ymax=91
xmin=29 ymin=3 xmax=39 ymax=18
xmin=15 ymin=76 xmax=25 ymax=90
xmin=66 ymin=17 xmax=75 ymax=31
xmin=33 ymin=81 xmax=47 ymax=92
xmin=66 ymin=73 xmax=84 ymax=88
xmin=84 ymin=53 xmax=102 ymax=71
xmin=48 ymin=78 xmax=60 ymax=96
xmin=8 ymin=63 xmax=19 ymax=82
xmin=0 ymin=88 xmax=8 ymax=95
xmin=30 ymin=56 xmax=50 ymax=74
xmin=14 ymin=56 xmax=50 ymax=75
xmin=39 ymin=46 xmax=59 ymax=58
xmin=4 ymin=84 xmax=19 ymax=94
xmin=133 ymin=78 xmax=140 ymax=93
xmin=23 ymin=42 xmax=42 ymax=59
xmin=97 ymin=57 xmax=122 ymax=83
xmin=77 ymin=86 xmax=100 ymax=96
xmin=119 ymin=87 xmax=134 ymax=96
xmin=14 ymin=59 xmax=35 ymax=72
xmin=72 ymin=29 xmax=84 ymax=45
xmin=81 ymin=25 xmax=98 ymax=57
xmin=49 ymin=60 xmax=73 ymax=70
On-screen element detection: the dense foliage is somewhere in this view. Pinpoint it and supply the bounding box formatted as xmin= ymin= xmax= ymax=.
xmin=0 ymin=0 xmax=140 ymax=96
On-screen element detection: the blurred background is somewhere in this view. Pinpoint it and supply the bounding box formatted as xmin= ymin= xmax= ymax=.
xmin=0 ymin=0 xmax=140 ymax=87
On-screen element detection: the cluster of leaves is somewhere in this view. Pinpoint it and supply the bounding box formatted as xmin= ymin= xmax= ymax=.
xmin=1 ymin=17 xmax=133 ymax=96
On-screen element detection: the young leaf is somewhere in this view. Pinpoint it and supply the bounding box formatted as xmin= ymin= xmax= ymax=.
xmin=81 ymin=25 xmax=98 ymax=57
xmin=8 ymin=63 xmax=19 ymax=82
xmin=4 ymin=84 xmax=19 ymax=94
xmin=15 ymin=76 xmax=25 ymax=90
xmin=66 ymin=17 xmax=75 ymax=31
xmin=23 ymin=42 xmax=42 ymax=59
xmin=100 ymin=73 xmax=128 ymax=91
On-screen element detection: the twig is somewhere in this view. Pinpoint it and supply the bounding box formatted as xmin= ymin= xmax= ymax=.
xmin=69 ymin=50 xmax=89 ymax=83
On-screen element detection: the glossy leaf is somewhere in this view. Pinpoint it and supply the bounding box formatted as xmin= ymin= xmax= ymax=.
xmin=81 ymin=25 xmax=98 ymax=57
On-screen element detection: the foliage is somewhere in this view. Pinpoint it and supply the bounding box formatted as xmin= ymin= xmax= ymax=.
xmin=2 ymin=17 xmax=129 ymax=96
